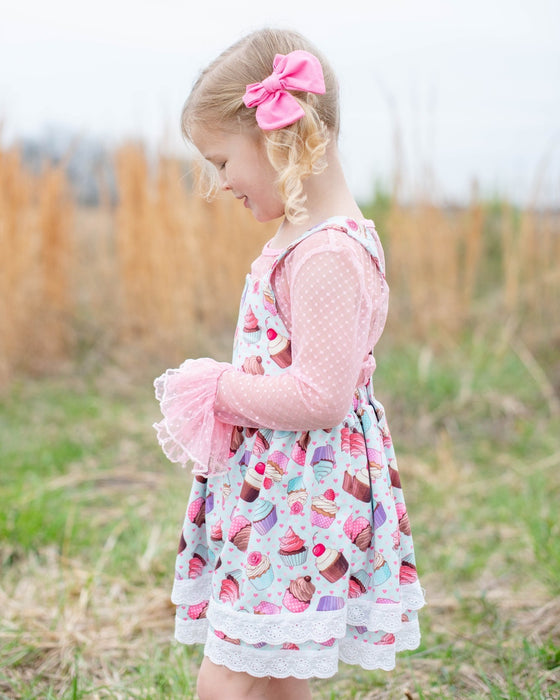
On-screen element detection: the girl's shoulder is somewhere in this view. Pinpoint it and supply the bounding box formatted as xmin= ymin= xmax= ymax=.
xmin=283 ymin=216 xmax=379 ymax=265
xmin=272 ymin=217 xmax=382 ymax=291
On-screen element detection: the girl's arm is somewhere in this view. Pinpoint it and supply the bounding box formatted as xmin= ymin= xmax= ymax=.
xmin=214 ymin=231 xmax=385 ymax=430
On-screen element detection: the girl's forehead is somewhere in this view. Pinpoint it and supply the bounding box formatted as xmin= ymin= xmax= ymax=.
xmin=191 ymin=124 xmax=260 ymax=158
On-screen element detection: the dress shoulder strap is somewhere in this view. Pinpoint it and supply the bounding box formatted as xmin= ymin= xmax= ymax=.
xmin=269 ymin=216 xmax=386 ymax=280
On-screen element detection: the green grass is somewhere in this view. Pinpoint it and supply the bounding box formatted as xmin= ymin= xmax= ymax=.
xmin=1 ymin=334 xmax=559 ymax=699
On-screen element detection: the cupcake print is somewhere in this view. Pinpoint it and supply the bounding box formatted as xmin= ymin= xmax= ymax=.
xmin=373 ymin=551 xmax=391 ymax=586
xmin=267 ymin=328 xmax=292 ymax=368
xmin=283 ymin=575 xmax=316 ymax=612
xmin=264 ymin=451 xmax=288 ymax=488
xmin=313 ymin=544 xmax=349 ymax=583
xmin=399 ymin=556 xmax=418 ymax=584
xmin=343 ymin=515 xmax=372 ymax=551
xmin=243 ymin=306 xmax=261 ymax=343
xmin=252 ymin=429 xmax=273 ymax=456
xmin=186 ymin=601 xmax=208 ymax=620
xmin=254 ymin=601 xmax=282 ymax=615
xmin=348 ymin=569 xmax=370 ymax=598
xmin=246 ymin=551 xmax=274 ymax=590
xmin=219 ymin=571 xmax=240 ymax=604
xmin=278 ymin=527 xmax=308 ymax=566
xmin=366 ymin=448 xmax=383 ymax=479
xmin=287 ymin=476 xmax=308 ymax=515
xmin=349 ymin=429 xmax=366 ymax=457
xmin=242 ymin=355 xmax=265 ymax=375
xmin=210 ymin=519 xmax=223 ymax=542
xmin=188 ymin=544 xmax=208 ymax=579
xmin=317 ymin=595 xmax=345 ymax=612
xmin=352 ymin=468 xmax=373 ymax=502
xmin=263 ymin=285 xmax=277 ymax=316
xmin=252 ymin=498 xmax=277 ymax=535
xmin=240 ymin=462 xmax=265 ymax=502
xmin=311 ymin=489 xmax=338 ymax=528
xmin=396 ymin=502 xmax=411 ymax=535
xmin=341 ymin=423 xmax=351 ymax=453
xmin=187 ymin=496 xmax=206 ymax=527
xmin=228 ymin=516 xmax=252 ymax=552
xmin=311 ymin=445 xmax=335 ymax=482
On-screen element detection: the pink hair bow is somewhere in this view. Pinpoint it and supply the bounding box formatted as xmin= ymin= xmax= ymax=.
xmin=243 ymin=50 xmax=326 ymax=130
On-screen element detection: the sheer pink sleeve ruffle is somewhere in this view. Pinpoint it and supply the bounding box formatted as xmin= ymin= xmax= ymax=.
xmin=153 ymin=358 xmax=233 ymax=476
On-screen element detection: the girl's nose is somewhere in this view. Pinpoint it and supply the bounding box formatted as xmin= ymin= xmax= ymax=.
xmin=218 ymin=172 xmax=230 ymax=191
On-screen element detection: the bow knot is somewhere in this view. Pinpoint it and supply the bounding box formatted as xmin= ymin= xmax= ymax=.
xmin=243 ymin=50 xmax=326 ymax=130
xmin=261 ymin=73 xmax=283 ymax=94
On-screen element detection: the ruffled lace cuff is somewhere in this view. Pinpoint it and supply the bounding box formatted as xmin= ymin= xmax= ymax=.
xmin=153 ymin=358 xmax=233 ymax=476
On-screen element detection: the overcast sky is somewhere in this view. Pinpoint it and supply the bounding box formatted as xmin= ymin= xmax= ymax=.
xmin=1 ymin=0 xmax=559 ymax=204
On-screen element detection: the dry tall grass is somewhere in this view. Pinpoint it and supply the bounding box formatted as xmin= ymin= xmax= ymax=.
xmin=1 ymin=141 xmax=559 ymax=386
xmin=114 ymin=144 xmax=275 ymax=363
xmin=0 ymin=147 xmax=73 ymax=385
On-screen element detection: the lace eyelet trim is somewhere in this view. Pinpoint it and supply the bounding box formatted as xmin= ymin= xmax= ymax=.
xmin=186 ymin=618 xmax=421 ymax=678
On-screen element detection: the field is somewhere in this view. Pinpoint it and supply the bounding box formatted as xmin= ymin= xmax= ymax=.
xmin=1 ymin=144 xmax=559 ymax=699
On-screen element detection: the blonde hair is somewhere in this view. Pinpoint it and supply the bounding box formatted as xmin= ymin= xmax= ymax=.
xmin=182 ymin=28 xmax=340 ymax=223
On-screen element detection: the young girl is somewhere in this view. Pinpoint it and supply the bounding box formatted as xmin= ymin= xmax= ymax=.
xmin=154 ymin=28 xmax=424 ymax=700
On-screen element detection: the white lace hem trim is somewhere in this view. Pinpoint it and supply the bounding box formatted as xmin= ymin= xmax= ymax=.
xmin=172 ymin=579 xmax=425 ymax=645
xmin=174 ymin=619 xmax=421 ymax=678
xmin=171 ymin=573 xmax=213 ymax=606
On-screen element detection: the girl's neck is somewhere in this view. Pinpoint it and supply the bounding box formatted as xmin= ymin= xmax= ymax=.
xmin=269 ymin=143 xmax=364 ymax=250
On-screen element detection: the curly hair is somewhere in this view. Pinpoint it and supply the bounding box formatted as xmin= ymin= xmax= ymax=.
xmin=182 ymin=28 xmax=340 ymax=223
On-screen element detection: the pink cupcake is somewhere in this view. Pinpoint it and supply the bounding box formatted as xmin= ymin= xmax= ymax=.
xmin=242 ymin=355 xmax=265 ymax=375
xmin=367 ymin=448 xmax=383 ymax=479
xmin=188 ymin=545 xmax=207 ymax=579
xmin=283 ymin=575 xmax=316 ymax=612
xmin=290 ymin=441 xmax=307 ymax=466
xmin=263 ymin=285 xmax=277 ymax=316
xmin=243 ymin=306 xmax=261 ymax=344
xmin=254 ymin=601 xmax=282 ymax=615
xmin=219 ymin=571 xmax=240 ymax=604
xmin=350 ymin=429 xmax=366 ymax=457
xmin=341 ymin=423 xmax=351 ymax=453
xmin=278 ymin=527 xmax=307 ymax=566
xmin=210 ymin=519 xmax=223 ymax=542
xmin=343 ymin=515 xmax=372 ymax=552
xmin=396 ymin=502 xmax=411 ymax=535
xmin=228 ymin=516 xmax=252 ymax=552
xmin=252 ymin=429 xmax=273 ymax=456
xmin=187 ymin=601 xmax=208 ymax=620
xmin=311 ymin=489 xmax=338 ymax=529
xmin=399 ymin=557 xmax=418 ymax=584
xmin=264 ymin=451 xmax=288 ymax=488
xmin=187 ymin=496 xmax=206 ymax=527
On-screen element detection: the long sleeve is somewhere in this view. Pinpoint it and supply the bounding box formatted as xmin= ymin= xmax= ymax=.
xmin=214 ymin=230 xmax=386 ymax=431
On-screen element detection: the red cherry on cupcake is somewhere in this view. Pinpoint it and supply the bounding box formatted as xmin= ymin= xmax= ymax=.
xmin=313 ymin=543 xmax=326 ymax=557
xmin=255 ymin=462 xmax=266 ymax=475
xmin=267 ymin=329 xmax=277 ymax=340
xmin=324 ymin=489 xmax=335 ymax=501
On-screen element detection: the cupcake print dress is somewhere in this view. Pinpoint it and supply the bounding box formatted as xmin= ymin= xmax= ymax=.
xmin=154 ymin=216 xmax=425 ymax=678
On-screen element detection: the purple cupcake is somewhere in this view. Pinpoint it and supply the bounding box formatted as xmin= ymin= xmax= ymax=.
xmin=317 ymin=595 xmax=345 ymax=611
xmin=252 ymin=499 xmax=278 ymax=535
